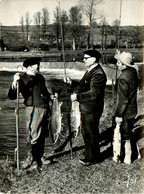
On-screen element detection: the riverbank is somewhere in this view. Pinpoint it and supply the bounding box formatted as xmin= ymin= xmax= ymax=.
xmin=0 ymin=48 xmax=143 ymax=63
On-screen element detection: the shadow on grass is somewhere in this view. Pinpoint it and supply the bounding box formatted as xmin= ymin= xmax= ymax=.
xmin=44 ymin=114 xmax=144 ymax=163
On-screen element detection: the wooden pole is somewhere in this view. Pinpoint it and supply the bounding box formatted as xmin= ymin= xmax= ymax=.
xmin=15 ymin=81 xmax=20 ymax=171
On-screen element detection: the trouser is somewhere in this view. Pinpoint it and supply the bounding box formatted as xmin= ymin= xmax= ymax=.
xmin=119 ymin=118 xmax=140 ymax=161
xmin=81 ymin=113 xmax=101 ymax=162
xmin=26 ymin=107 xmax=49 ymax=163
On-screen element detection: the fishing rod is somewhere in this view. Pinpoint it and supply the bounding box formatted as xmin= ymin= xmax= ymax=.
xmin=118 ymin=0 xmax=122 ymax=50
xmin=115 ymin=0 xmax=123 ymax=85
xmin=58 ymin=2 xmax=73 ymax=159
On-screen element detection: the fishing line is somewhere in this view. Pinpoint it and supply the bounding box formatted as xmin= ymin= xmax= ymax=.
xmin=115 ymin=0 xmax=123 ymax=87
xmin=58 ymin=2 xmax=73 ymax=159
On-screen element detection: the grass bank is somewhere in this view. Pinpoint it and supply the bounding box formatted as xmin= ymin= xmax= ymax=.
xmin=0 ymin=88 xmax=144 ymax=193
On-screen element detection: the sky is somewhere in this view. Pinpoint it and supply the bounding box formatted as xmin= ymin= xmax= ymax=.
xmin=0 ymin=0 xmax=144 ymax=26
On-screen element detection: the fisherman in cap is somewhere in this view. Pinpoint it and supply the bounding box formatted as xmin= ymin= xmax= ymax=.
xmin=113 ymin=51 xmax=141 ymax=164
xmin=65 ymin=49 xmax=107 ymax=165
xmin=8 ymin=57 xmax=52 ymax=171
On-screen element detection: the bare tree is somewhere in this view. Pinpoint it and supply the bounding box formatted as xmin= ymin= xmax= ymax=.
xmin=69 ymin=6 xmax=83 ymax=50
xmin=60 ymin=10 xmax=69 ymax=44
xmin=80 ymin=0 xmax=103 ymax=48
xmin=53 ymin=6 xmax=61 ymax=50
xmin=25 ymin=12 xmax=31 ymax=41
xmin=99 ymin=17 xmax=109 ymax=49
xmin=112 ymin=19 xmax=120 ymax=48
xmin=20 ymin=16 xmax=25 ymax=40
xmin=41 ymin=7 xmax=49 ymax=40
xmin=33 ymin=11 xmax=41 ymax=40
xmin=53 ymin=7 xmax=68 ymax=50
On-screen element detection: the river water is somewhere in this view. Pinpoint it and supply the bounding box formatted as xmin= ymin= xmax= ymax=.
xmin=0 ymin=63 xmax=86 ymax=161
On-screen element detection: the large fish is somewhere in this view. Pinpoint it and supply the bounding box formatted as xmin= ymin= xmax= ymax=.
xmin=70 ymin=98 xmax=81 ymax=138
xmin=112 ymin=123 xmax=121 ymax=162
xmin=50 ymin=92 xmax=63 ymax=144
xmin=52 ymin=96 xmax=81 ymax=153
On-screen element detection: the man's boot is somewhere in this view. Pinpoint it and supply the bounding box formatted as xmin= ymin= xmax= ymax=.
xmin=124 ymin=140 xmax=132 ymax=164
xmin=21 ymin=151 xmax=33 ymax=169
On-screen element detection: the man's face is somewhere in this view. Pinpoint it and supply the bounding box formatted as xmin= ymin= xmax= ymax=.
xmin=83 ymin=54 xmax=96 ymax=68
xmin=116 ymin=60 xmax=126 ymax=71
xmin=27 ymin=64 xmax=39 ymax=75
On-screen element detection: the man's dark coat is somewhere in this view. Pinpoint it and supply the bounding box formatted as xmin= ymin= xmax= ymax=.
xmin=115 ymin=66 xmax=138 ymax=119
xmin=75 ymin=64 xmax=107 ymax=116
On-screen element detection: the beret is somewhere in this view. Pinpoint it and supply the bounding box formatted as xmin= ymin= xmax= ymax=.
xmin=23 ymin=57 xmax=42 ymax=68
xmin=83 ymin=50 xmax=101 ymax=62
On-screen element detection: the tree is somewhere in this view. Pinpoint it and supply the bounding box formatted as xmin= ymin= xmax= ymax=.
xmin=99 ymin=17 xmax=109 ymax=49
xmin=69 ymin=6 xmax=83 ymax=50
xmin=60 ymin=10 xmax=69 ymax=45
xmin=112 ymin=19 xmax=120 ymax=48
xmin=53 ymin=6 xmax=61 ymax=50
xmin=20 ymin=16 xmax=25 ymax=40
xmin=80 ymin=0 xmax=103 ymax=48
xmin=33 ymin=11 xmax=41 ymax=40
xmin=41 ymin=7 xmax=49 ymax=40
xmin=25 ymin=12 xmax=31 ymax=41
xmin=53 ymin=6 xmax=68 ymax=50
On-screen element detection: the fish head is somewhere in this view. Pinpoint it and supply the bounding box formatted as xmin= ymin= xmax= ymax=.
xmin=52 ymin=133 xmax=59 ymax=144
xmin=54 ymin=93 xmax=58 ymax=98
xmin=59 ymin=102 xmax=63 ymax=107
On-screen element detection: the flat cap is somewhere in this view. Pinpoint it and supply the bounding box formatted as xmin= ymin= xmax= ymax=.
xmin=83 ymin=50 xmax=101 ymax=62
xmin=23 ymin=57 xmax=42 ymax=68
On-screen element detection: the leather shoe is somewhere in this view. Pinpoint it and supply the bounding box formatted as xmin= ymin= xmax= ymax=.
xmin=79 ymin=158 xmax=91 ymax=165
xmin=27 ymin=161 xmax=39 ymax=172
xmin=21 ymin=156 xmax=32 ymax=169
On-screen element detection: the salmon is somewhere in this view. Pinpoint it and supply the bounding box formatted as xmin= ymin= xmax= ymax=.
xmin=70 ymin=99 xmax=81 ymax=138
xmin=112 ymin=123 xmax=121 ymax=162
xmin=50 ymin=92 xmax=63 ymax=144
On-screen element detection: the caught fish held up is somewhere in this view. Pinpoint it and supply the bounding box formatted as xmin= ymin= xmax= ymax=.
xmin=50 ymin=92 xmax=63 ymax=144
xmin=70 ymin=97 xmax=81 ymax=138
xmin=113 ymin=123 xmax=121 ymax=162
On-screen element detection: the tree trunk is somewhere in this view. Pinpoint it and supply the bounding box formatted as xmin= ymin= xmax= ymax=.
xmin=72 ymin=37 xmax=76 ymax=50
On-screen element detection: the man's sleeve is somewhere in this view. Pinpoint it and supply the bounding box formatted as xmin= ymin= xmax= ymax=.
xmin=114 ymin=78 xmax=129 ymax=117
xmin=8 ymin=86 xmax=17 ymax=100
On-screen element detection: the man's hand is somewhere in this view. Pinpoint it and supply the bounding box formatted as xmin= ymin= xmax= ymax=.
xmin=50 ymin=95 xmax=55 ymax=100
xmin=63 ymin=76 xmax=72 ymax=85
xmin=12 ymin=73 xmax=20 ymax=89
xmin=71 ymin=93 xmax=77 ymax=102
xmin=115 ymin=117 xmax=123 ymax=124
xmin=115 ymin=49 xmax=121 ymax=55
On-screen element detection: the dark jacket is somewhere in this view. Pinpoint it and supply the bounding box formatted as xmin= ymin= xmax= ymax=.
xmin=72 ymin=64 xmax=107 ymax=115
xmin=114 ymin=67 xmax=138 ymax=119
xmin=8 ymin=73 xmax=51 ymax=108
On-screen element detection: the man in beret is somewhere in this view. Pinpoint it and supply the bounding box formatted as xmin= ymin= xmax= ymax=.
xmin=66 ymin=49 xmax=107 ymax=165
xmin=8 ymin=57 xmax=52 ymax=171
xmin=113 ymin=51 xmax=141 ymax=164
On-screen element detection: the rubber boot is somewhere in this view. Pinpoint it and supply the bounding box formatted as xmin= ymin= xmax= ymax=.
xmin=124 ymin=140 xmax=132 ymax=164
